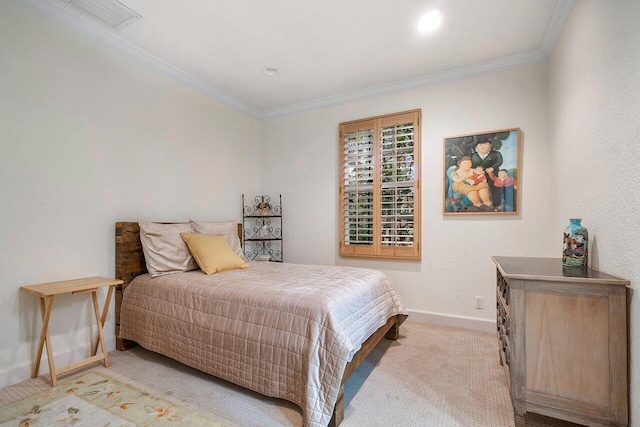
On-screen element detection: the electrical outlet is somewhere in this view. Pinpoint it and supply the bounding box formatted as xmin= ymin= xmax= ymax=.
xmin=475 ymin=296 xmax=484 ymax=309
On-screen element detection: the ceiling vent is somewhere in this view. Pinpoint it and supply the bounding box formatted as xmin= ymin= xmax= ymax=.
xmin=60 ymin=0 xmax=141 ymax=29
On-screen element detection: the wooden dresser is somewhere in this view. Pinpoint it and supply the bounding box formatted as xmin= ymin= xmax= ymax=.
xmin=492 ymin=256 xmax=629 ymax=427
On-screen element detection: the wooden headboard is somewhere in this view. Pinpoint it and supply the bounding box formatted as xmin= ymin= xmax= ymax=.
xmin=114 ymin=222 xmax=242 ymax=349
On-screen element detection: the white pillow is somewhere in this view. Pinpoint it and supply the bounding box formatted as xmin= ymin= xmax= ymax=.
xmin=138 ymin=222 xmax=198 ymax=277
xmin=189 ymin=219 xmax=247 ymax=261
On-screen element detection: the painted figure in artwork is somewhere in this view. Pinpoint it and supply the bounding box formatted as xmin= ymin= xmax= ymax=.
xmin=571 ymin=235 xmax=587 ymax=258
xmin=466 ymin=166 xmax=488 ymax=185
xmin=563 ymin=232 xmax=573 ymax=257
xmin=563 ymin=232 xmax=586 ymax=259
xmin=449 ymin=156 xmax=493 ymax=211
xmin=471 ymin=137 xmax=503 ymax=204
xmin=488 ymin=169 xmax=517 ymax=211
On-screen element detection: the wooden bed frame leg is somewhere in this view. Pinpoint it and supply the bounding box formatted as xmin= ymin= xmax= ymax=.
xmin=116 ymin=337 xmax=138 ymax=351
xmin=328 ymin=384 xmax=344 ymax=427
xmin=385 ymin=319 xmax=401 ymax=340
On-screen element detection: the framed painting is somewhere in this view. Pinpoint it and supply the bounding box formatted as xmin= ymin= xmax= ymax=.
xmin=443 ymin=128 xmax=521 ymax=215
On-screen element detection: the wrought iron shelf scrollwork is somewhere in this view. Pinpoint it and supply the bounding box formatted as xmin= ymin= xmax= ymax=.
xmin=242 ymin=194 xmax=283 ymax=262
xmin=244 ymin=238 xmax=281 ymax=241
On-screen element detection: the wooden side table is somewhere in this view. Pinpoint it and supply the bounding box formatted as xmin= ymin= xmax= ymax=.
xmin=21 ymin=276 xmax=123 ymax=386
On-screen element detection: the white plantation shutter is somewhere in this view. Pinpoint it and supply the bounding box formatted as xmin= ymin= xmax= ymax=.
xmin=343 ymin=126 xmax=375 ymax=246
xmin=340 ymin=110 xmax=421 ymax=260
xmin=381 ymin=122 xmax=415 ymax=247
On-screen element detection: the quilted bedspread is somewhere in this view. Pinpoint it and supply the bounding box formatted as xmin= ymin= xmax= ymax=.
xmin=120 ymin=261 xmax=407 ymax=427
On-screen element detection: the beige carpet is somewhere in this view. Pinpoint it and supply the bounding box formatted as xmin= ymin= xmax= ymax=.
xmin=1 ymin=322 xmax=579 ymax=426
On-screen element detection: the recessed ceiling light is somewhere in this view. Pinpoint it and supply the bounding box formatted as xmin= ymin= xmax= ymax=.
xmin=262 ymin=67 xmax=281 ymax=76
xmin=418 ymin=10 xmax=442 ymax=32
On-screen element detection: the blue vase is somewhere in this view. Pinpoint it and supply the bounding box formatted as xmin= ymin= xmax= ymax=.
xmin=562 ymin=218 xmax=588 ymax=267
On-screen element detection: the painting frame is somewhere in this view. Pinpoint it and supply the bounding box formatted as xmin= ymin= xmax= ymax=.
xmin=443 ymin=128 xmax=521 ymax=215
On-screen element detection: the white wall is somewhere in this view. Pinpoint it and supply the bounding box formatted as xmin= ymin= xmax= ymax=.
xmin=548 ymin=0 xmax=640 ymax=422
xmin=5 ymin=1 xmax=637 ymax=416
xmin=0 ymin=1 xmax=261 ymax=387
xmin=261 ymin=63 xmax=552 ymax=326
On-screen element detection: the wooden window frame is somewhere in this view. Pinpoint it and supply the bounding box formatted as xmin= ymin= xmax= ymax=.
xmin=339 ymin=109 xmax=421 ymax=260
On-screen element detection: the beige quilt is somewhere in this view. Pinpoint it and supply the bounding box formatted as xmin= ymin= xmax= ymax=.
xmin=120 ymin=262 xmax=407 ymax=427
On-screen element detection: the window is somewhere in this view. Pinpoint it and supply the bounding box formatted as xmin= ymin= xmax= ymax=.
xmin=339 ymin=109 xmax=421 ymax=260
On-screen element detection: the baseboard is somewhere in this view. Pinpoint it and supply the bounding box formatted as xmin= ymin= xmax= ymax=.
xmin=407 ymin=309 xmax=495 ymax=333
xmin=0 ymin=336 xmax=116 ymax=388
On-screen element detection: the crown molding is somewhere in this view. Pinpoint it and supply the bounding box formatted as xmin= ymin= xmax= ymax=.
xmin=541 ymin=0 xmax=576 ymax=58
xmin=13 ymin=0 xmax=573 ymax=120
xmin=11 ymin=0 xmax=262 ymax=118
xmin=259 ymin=48 xmax=548 ymax=119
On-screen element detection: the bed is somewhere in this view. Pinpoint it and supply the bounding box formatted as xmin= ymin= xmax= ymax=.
xmin=114 ymin=222 xmax=407 ymax=427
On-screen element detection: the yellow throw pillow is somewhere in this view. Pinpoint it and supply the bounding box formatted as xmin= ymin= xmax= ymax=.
xmin=180 ymin=233 xmax=249 ymax=275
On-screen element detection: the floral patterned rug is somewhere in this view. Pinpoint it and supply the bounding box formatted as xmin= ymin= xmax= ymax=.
xmin=0 ymin=371 xmax=226 ymax=426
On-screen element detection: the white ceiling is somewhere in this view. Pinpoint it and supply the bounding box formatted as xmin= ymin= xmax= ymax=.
xmin=14 ymin=0 xmax=575 ymax=118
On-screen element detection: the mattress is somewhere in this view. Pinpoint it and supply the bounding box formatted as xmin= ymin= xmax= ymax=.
xmin=120 ymin=261 xmax=407 ymax=427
